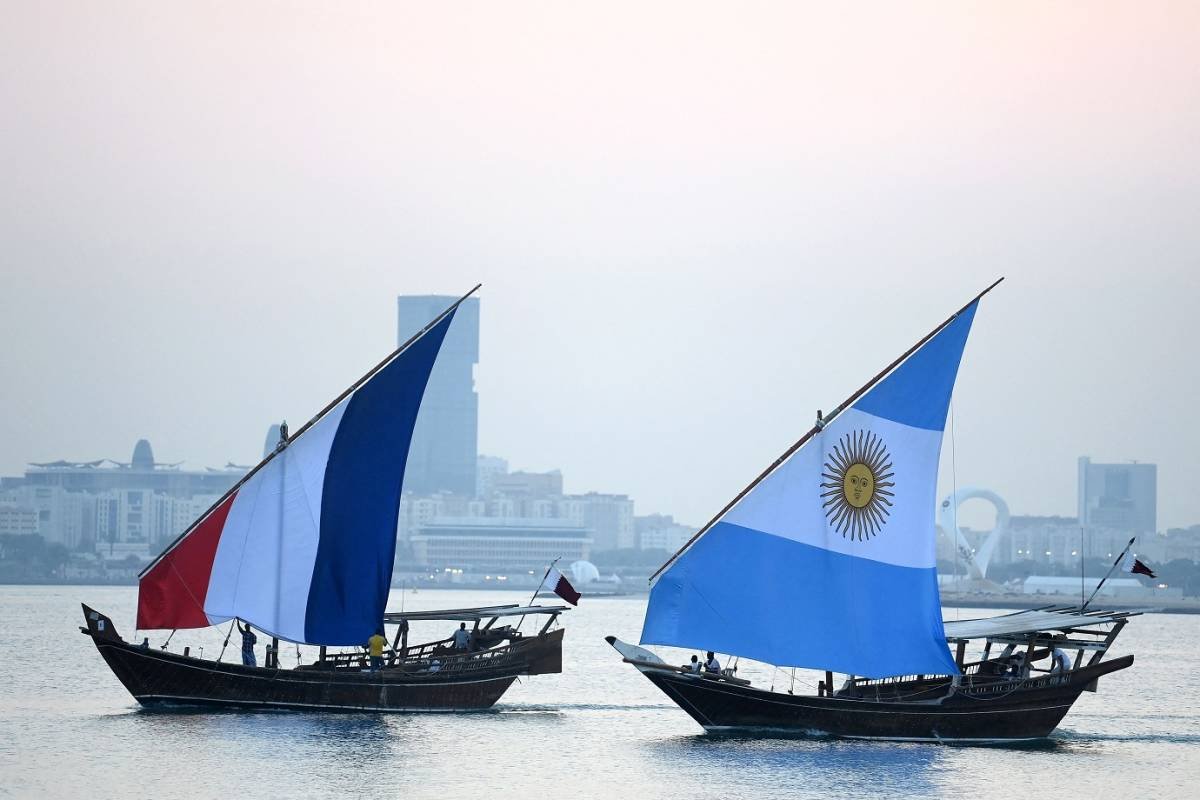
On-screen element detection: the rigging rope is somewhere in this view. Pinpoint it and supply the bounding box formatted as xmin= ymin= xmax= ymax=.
xmin=217 ymin=619 xmax=236 ymax=663
xmin=950 ymin=399 xmax=961 ymax=622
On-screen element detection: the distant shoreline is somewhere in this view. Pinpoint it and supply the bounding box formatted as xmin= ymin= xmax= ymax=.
xmin=6 ymin=579 xmax=1199 ymax=614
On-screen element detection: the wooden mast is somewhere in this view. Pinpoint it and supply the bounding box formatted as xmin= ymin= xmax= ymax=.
xmin=139 ymin=284 xmax=482 ymax=579
xmin=649 ymin=278 xmax=1004 ymax=583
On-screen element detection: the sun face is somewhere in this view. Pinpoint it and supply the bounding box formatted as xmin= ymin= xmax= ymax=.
xmin=821 ymin=430 xmax=895 ymax=540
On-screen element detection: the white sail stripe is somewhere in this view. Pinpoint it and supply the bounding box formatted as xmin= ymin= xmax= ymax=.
xmin=205 ymin=400 xmax=350 ymax=639
xmin=720 ymin=407 xmax=942 ymax=570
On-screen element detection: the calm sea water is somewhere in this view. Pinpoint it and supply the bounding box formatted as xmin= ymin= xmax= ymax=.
xmin=1 ymin=585 xmax=1197 ymax=799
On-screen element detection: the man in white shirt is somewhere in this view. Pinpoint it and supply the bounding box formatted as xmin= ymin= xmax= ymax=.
xmin=1051 ymin=645 xmax=1073 ymax=673
xmin=704 ymin=651 xmax=721 ymax=675
xmin=452 ymin=623 xmax=471 ymax=650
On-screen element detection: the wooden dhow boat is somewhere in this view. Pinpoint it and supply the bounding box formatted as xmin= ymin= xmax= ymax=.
xmin=609 ymin=279 xmax=1139 ymax=742
xmin=83 ymin=287 xmax=570 ymax=711
xmin=85 ymin=602 xmax=567 ymax=711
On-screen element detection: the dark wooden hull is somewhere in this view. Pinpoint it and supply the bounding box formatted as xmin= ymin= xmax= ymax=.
xmin=84 ymin=605 xmax=559 ymax=712
xmin=638 ymin=656 xmax=1133 ymax=742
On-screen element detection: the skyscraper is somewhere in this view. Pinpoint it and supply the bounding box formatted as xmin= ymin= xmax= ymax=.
xmin=397 ymin=294 xmax=480 ymax=496
xmin=1077 ymin=456 xmax=1157 ymax=533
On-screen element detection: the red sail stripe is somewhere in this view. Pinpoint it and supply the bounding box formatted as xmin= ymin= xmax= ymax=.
xmin=136 ymin=492 xmax=237 ymax=630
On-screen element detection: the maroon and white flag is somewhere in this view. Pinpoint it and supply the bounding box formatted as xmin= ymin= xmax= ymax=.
xmin=1122 ymin=553 xmax=1157 ymax=579
xmin=541 ymin=567 xmax=581 ymax=606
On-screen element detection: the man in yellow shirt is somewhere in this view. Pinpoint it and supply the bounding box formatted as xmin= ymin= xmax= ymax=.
xmin=367 ymin=628 xmax=388 ymax=672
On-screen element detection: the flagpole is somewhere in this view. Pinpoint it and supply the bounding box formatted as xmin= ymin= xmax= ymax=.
xmin=650 ymin=277 xmax=1005 ymax=583
xmin=516 ymin=557 xmax=560 ymax=633
xmin=528 ymin=557 xmax=561 ymax=607
xmin=1081 ymin=537 xmax=1135 ymax=612
xmin=140 ymin=284 xmax=482 ymax=578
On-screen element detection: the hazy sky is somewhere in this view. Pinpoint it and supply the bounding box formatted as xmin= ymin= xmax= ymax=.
xmin=3 ymin=2 xmax=1198 ymax=531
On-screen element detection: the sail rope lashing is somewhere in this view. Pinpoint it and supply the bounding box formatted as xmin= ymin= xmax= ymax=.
xmin=217 ymin=619 xmax=237 ymax=663
xmin=160 ymin=629 xmax=177 ymax=650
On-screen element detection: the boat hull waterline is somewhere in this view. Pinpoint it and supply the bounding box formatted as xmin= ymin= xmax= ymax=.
xmin=607 ymin=637 xmax=1133 ymax=742
xmin=85 ymin=605 xmax=561 ymax=712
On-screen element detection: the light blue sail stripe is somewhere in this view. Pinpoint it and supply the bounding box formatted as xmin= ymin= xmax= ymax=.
xmin=853 ymin=301 xmax=976 ymax=431
xmin=641 ymin=522 xmax=958 ymax=677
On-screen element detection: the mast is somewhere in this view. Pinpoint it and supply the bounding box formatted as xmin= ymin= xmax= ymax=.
xmin=140 ymin=284 xmax=482 ymax=579
xmin=649 ymin=277 xmax=1004 ymax=583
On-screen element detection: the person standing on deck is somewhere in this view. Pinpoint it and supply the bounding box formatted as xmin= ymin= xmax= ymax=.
xmin=237 ymin=620 xmax=257 ymax=667
xmin=367 ymin=628 xmax=388 ymax=672
xmin=452 ymin=622 xmax=471 ymax=650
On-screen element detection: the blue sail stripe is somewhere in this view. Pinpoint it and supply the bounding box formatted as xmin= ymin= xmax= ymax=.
xmin=852 ymin=301 xmax=977 ymax=431
xmin=304 ymin=311 xmax=455 ymax=644
xmin=641 ymin=521 xmax=959 ymax=678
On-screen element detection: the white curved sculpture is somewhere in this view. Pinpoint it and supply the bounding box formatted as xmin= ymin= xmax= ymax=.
xmin=569 ymin=560 xmax=601 ymax=586
xmin=938 ymin=487 xmax=1010 ymax=580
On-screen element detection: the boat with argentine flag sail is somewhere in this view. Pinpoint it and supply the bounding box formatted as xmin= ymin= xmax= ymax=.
xmin=81 ymin=286 xmax=570 ymax=712
xmin=607 ymin=279 xmax=1140 ymax=742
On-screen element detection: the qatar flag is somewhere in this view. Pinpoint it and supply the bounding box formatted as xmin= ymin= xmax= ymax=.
xmin=541 ymin=568 xmax=581 ymax=606
xmin=1122 ymin=553 xmax=1157 ymax=579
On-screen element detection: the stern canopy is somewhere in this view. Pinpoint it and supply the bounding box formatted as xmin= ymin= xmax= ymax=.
xmin=641 ymin=301 xmax=980 ymax=678
xmin=137 ymin=310 xmax=456 ymax=645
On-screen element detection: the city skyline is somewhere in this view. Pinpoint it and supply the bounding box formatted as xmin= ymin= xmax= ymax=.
xmin=3 ymin=5 xmax=1198 ymax=532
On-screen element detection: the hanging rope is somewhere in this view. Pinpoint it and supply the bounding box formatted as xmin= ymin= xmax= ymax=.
xmin=950 ymin=399 xmax=961 ymax=622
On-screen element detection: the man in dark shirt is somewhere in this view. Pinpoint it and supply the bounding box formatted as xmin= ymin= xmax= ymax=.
xmin=237 ymin=620 xmax=258 ymax=667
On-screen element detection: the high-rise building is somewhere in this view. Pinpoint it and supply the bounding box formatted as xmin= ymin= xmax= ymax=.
xmin=398 ymin=295 xmax=480 ymax=496
xmin=1077 ymin=457 xmax=1157 ymax=533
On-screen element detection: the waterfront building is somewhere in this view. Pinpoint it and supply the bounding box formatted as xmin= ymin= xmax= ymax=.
xmin=19 ymin=440 xmax=240 ymax=499
xmin=398 ymin=294 xmax=480 ymax=496
xmin=409 ymin=517 xmax=591 ymax=569
xmin=558 ymin=492 xmax=635 ymax=551
xmin=1 ymin=439 xmax=240 ymax=552
xmin=636 ymin=514 xmax=695 ymax=552
xmin=0 ymin=503 xmax=39 ymax=536
xmin=475 ymin=455 xmax=508 ymax=498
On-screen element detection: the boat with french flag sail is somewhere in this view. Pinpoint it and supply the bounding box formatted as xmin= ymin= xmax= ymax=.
xmin=82 ymin=287 xmax=570 ymax=712
xmin=607 ymin=279 xmax=1142 ymax=742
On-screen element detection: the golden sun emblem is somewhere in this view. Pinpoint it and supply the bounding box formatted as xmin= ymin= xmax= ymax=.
xmin=821 ymin=430 xmax=896 ymax=540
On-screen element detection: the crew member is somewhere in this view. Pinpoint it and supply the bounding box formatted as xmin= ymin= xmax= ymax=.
xmin=1051 ymin=642 xmax=1073 ymax=674
xmin=704 ymin=651 xmax=721 ymax=675
xmin=367 ymin=628 xmax=388 ymax=672
xmin=237 ymin=620 xmax=257 ymax=667
xmin=452 ymin=622 xmax=471 ymax=650
xmin=682 ymin=655 xmax=701 ymax=674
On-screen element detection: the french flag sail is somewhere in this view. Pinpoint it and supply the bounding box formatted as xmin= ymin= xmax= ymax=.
xmin=641 ymin=287 xmax=995 ymax=679
xmin=137 ymin=294 xmax=468 ymax=646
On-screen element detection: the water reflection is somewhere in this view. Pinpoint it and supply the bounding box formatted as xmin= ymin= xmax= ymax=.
xmin=644 ymin=734 xmax=946 ymax=798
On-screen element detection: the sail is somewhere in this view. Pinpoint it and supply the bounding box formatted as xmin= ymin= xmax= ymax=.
xmin=137 ymin=309 xmax=456 ymax=645
xmin=640 ymin=301 xmax=979 ymax=678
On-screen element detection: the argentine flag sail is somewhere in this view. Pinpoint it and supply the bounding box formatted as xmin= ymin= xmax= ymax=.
xmin=641 ymin=300 xmax=981 ymax=678
xmin=136 ymin=304 xmax=459 ymax=646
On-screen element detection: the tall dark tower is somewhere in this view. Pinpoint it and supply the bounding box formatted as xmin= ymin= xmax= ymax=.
xmin=397 ymin=294 xmax=480 ymax=496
